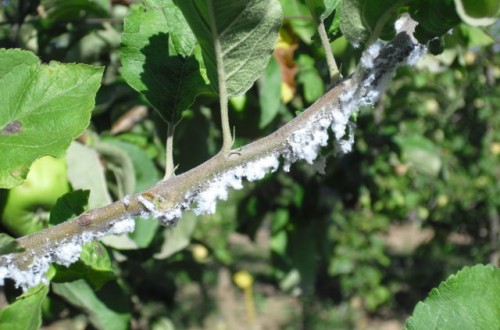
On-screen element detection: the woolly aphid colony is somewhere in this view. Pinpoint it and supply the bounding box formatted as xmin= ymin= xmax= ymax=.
xmin=0 ymin=21 xmax=426 ymax=291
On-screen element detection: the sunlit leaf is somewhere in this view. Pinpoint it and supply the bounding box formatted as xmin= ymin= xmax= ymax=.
xmin=0 ymin=284 xmax=49 ymax=330
xmin=305 ymin=0 xmax=341 ymax=21
xmin=258 ymin=57 xmax=282 ymax=128
xmin=53 ymin=280 xmax=131 ymax=330
xmin=121 ymin=0 xmax=210 ymax=123
xmin=49 ymin=190 xmax=90 ymax=226
xmin=340 ymin=0 xmax=398 ymax=46
xmin=154 ymin=211 xmax=197 ymax=259
xmin=409 ymin=0 xmax=461 ymax=43
xmin=102 ymin=139 xmax=160 ymax=192
xmin=395 ymin=135 xmax=441 ymax=177
xmin=454 ymin=0 xmax=500 ymax=26
xmin=128 ymin=216 xmax=160 ymax=249
xmin=279 ymin=0 xmax=316 ymax=44
xmin=296 ymin=54 xmax=324 ymax=103
xmin=174 ymin=0 xmax=282 ymax=97
xmin=0 ymin=233 xmax=24 ymax=256
xmin=0 ymin=49 xmax=103 ymax=189
xmin=66 ymin=141 xmax=112 ymax=209
xmin=52 ymin=241 xmax=115 ymax=289
xmin=406 ymin=265 xmax=500 ymax=329
xmin=41 ymin=0 xmax=111 ymax=23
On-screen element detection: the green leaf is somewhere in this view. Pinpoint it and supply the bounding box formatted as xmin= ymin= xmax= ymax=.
xmin=174 ymin=0 xmax=283 ymax=97
xmin=405 ymin=264 xmax=500 ymax=330
xmin=305 ymin=0 xmax=341 ymax=21
xmin=409 ymin=0 xmax=461 ymax=43
xmin=0 ymin=233 xmax=24 ymax=256
xmin=95 ymin=138 xmax=161 ymax=250
xmin=258 ymin=57 xmax=282 ymax=128
xmin=340 ymin=0 xmax=399 ymax=46
xmin=459 ymin=25 xmax=495 ymax=47
xmin=270 ymin=209 xmax=289 ymax=255
xmin=454 ymin=0 xmax=500 ymax=26
xmin=395 ymin=135 xmax=442 ymax=177
xmin=93 ymin=140 xmax=136 ymax=198
xmin=101 ymin=216 xmax=160 ymax=250
xmin=52 ymin=280 xmax=131 ymax=330
xmin=129 ymin=217 xmax=160 ymax=249
xmin=152 ymin=317 xmax=176 ymax=330
xmin=102 ymin=139 xmax=160 ymax=192
xmin=0 ymin=49 xmax=103 ymax=189
xmin=49 ymin=190 xmax=90 ymax=226
xmin=66 ymin=141 xmax=112 ymax=209
xmin=296 ymin=54 xmax=324 ymax=103
xmin=41 ymin=0 xmax=110 ymax=23
xmin=154 ymin=211 xmax=197 ymax=259
xmin=0 ymin=284 xmax=49 ymax=330
xmin=121 ymin=0 xmax=210 ymax=123
xmin=279 ymin=0 xmax=316 ymax=44
xmin=53 ymin=241 xmax=115 ymax=289
xmin=66 ymin=26 xmax=121 ymax=63
xmin=288 ymin=225 xmax=318 ymax=292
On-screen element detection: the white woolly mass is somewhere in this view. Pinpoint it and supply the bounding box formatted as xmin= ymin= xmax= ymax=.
xmin=331 ymin=110 xmax=349 ymax=140
xmin=0 ymin=217 xmax=135 ymax=291
xmin=134 ymin=155 xmax=281 ymax=218
xmin=0 ymin=255 xmax=51 ymax=290
xmin=282 ymin=112 xmax=332 ymax=172
xmin=137 ymin=194 xmax=185 ymax=225
xmin=137 ymin=195 xmax=163 ymax=218
xmin=360 ymin=42 xmax=383 ymax=69
xmin=335 ymin=123 xmax=355 ymax=154
xmin=407 ymin=44 xmax=427 ymax=65
xmin=163 ymin=207 xmax=183 ymax=223
xmin=108 ymin=217 xmax=136 ymax=235
xmin=123 ymin=195 xmax=131 ymax=207
xmin=194 ymin=180 xmax=229 ymax=215
xmin=193 ymin=154 xmax=280 ymax=215
xmin=54 ymin=242 xmax=83 ymax=266
xmin=394 ymin=16 xmax=407 ymax=33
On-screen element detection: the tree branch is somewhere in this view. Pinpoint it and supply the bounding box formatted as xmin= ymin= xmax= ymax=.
xmin=0 ymin=21 xmax=425 ymax=291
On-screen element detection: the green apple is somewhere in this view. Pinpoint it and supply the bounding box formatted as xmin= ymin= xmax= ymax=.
xmin=1 ymin=156 xmax=70 ymax=237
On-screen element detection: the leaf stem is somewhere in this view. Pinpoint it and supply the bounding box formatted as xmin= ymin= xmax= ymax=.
xmin=207 ymin=0 xmax=232 ymax=154
xmin=164 ymin=122 xmax=175 ymax=180
xmin=317 ymin=19 xmax=341 ymax=83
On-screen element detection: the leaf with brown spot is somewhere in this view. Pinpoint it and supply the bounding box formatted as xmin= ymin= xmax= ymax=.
xmin=0 ymin=120 xmax=22 ymax=136
xmin=0 ymin=49 xmax=103 ymax=189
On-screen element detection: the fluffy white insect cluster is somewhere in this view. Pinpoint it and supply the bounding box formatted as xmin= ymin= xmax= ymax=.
xmin=137 ymin=194 xmax=186 ymax=226
xmin=193 ymin=155 xmax=280 ymax=215
xmin=136 ymin=155 xmax=281 ymax=220
xmin=0 ymin=217 xmax=135 ymax=291
xmin=275 ymin=36 xmax=426 ymax=174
